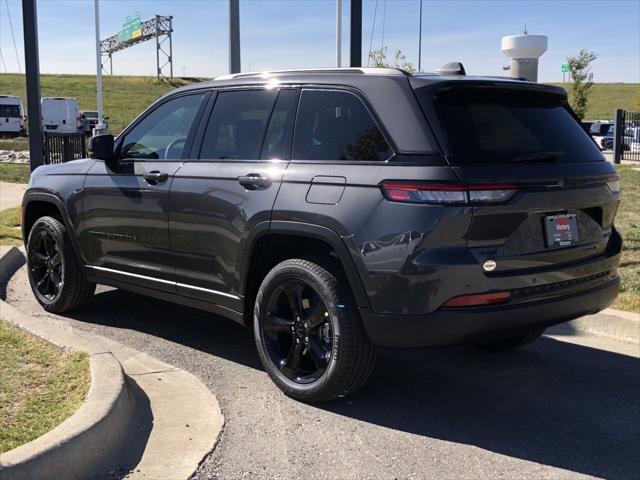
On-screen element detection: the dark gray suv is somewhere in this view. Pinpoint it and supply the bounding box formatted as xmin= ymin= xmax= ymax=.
xmin=22 ymin=67 xmax=622 ymax=402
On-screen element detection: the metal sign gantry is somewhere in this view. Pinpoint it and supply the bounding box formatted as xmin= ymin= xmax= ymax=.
xmin=101 ymin=14 xmax=173 ymax=79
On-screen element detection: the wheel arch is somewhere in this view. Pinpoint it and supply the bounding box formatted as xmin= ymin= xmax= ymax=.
xmin=240 ymin=221 xmax=370 ymax=325
xmin=22 ymin=192 xmax=83 ymax=262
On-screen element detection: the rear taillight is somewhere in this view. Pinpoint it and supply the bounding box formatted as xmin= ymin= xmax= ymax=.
xmin=19 ymin=115 xmax=24 ymax=127
xmin=380 ymin=182 xmax=517 ymax=205
xmin=606 ymin=174 xmax=620 ymax=194
xmin=443 ymin=291 xmax=511 ymax=308
xmin=76 ymin=116 xmax=81 ymax=128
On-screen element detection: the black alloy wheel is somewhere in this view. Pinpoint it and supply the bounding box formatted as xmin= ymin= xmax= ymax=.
xmin=254 ymin=258 xmax=376 ymax=403
xmin=29 ymin=229 xmax=64 ymax=302
xmin=26 ymin=216 xmax=95 ymax=313
xmin=263 ymin=279 xmax=333 ymax=383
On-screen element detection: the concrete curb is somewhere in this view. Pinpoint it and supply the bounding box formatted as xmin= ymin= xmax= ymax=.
xmin=0 ymin=246 xmax=25 ymax=283
xmin=0 ymin=248 xmax=224 ymax=479
xmin=0 ymin=303 xmax=136 ymax=480
xmin=566 ymin=308 xmax=640 ymax=345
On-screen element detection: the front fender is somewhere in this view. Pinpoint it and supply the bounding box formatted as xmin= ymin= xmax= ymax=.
xmin=22 ymin=190 xmax=84 ymax=264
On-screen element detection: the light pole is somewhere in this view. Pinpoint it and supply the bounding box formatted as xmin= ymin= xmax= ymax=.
xmin=94 ymin=0 xmax=106 ymax=134
xmin=21 ymin=0 xmax=43 ymax=171
xmin=418 ymin=0 xmax=423 ymax=72
xmin=229 ymin=0 xmax=241 ymax=73
xmin=336 ymin=0 xmax=342 ymax=67
xmin=350 ymin=0 xmax=362 ymax=67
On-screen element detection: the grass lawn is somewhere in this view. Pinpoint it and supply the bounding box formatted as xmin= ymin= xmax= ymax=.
xmin=0 ymin=74 xmax=201 ymax=135
xmin=0 ymin=207 xmax=22 ymax=246
xmin=0 ymin=163 xmax=30 ymax=183
xmin=0 ymin=138 xmax=29 ymax=151
xmin=551 ymin=83 xmax=640 ymax=120
xmin=612 ymin=165 xmax=640 ymax=313
xmin=0 ymin=320 xmax=89 ymax=453
xmin=0 ymin=74 xmax=634 ymax=132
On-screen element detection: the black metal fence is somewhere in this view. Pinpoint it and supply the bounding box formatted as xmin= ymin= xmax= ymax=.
xmin=614 ymin=109 xmax=640 ymax=163
xmin=43 ymin=132 xmax=87 ymax=164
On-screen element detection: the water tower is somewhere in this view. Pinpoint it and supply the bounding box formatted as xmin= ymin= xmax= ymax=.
xmin=501 ymin=30 xmax=548 ymax=82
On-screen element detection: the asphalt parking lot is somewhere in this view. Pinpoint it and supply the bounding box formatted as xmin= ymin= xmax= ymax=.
xmin=5 ymin=266 xmax=639 ymax=480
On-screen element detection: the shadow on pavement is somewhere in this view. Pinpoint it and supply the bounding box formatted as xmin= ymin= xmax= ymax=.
xmin=66 ymin=288 xmax=640 ymax=480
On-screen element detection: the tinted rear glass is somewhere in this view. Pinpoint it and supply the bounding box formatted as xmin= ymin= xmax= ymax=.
xmin=293 ymin=90 xmax=391 ymax=161
xmin=0 ymin=105 xmax=21 ymax=117
xmin=425 ymin=88 xmax=603 ymax=164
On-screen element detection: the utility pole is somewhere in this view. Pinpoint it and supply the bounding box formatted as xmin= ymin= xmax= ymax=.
xmin=350 ymin=0 xmax=362 ymax=67
xmin=418 ymin=0 xmax=423 ymax=72
xmin=21 ymin=0 xmax=43 ymax=171
xmin=94 ymin=0 xmax=106 ymax=134
xmin=336 ymin=0 xmax=342 ymax=67
xmin=155 ymin=15 xmax=160 ymax=79
xmin=229 ymin=0 xmax=241 ymax=73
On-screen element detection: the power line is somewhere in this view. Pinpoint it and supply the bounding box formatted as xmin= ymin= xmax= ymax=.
xmin=380 ymin=0 xmax=386 ymax=50
xmin=5 ymin=0 xmax=21 ymax=73
xmin=0 ymin=48 xmax=6 ymax=73
xmin=0 ymin=5 xmax=7 ymax=73
xmin=366 ymin=0 xmax=379 ymax=66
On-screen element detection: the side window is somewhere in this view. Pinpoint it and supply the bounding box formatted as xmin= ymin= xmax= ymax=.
xmin=119 ymin=93 xmax=205 ymax=160
xmin=292 ymin=90 xmax=391 ymax=161
xmin=200 ymin=90 xmax=277 ymax=160
xmin=260 ymin=89 xmax=298 ymax=160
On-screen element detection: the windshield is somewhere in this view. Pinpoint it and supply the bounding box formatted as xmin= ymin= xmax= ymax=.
xmin=421 ymin=87 xmax=603 ymax=164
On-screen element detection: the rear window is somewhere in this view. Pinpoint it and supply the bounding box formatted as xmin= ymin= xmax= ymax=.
xmin=0 ymin=105 xmax=21 ymax=117
xmin=425 ymin=88 xmax=603 ymax=164
xmin=293 ymin=90 xmax=391 ymax=162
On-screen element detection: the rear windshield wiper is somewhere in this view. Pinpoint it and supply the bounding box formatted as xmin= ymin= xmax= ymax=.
xmin=511 ymin=151 xmax=565 ymax=163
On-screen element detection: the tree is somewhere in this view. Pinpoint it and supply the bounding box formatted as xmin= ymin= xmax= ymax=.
xmin=567 ymin=50 xmax=598 ymax=120
xmin=368 ymin=47 xmax=415 ymax=73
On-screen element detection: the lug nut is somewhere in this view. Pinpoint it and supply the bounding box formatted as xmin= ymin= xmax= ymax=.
xmin=304 ymin=322 xmax=308 ymax=328
xmin=304 ymin=336 xmax=309 ymax=342
xmin=296 ymin=338 xmax=300 ymax=344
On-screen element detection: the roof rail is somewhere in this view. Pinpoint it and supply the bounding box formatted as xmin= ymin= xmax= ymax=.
xmin=215 ymin=67 xmax=409 ymax=81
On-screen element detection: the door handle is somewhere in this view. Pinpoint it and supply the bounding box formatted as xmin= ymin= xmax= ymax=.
xmin=238 ymin=173 xmax=271 ymax=190
xmin=143 ymin=171 xmax=169 ymax=184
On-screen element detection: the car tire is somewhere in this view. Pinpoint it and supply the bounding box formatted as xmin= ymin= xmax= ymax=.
xmin=26 ymin=216 xmax=95 ymax=313
xmin=475 ymin=329 xmax=544 ymax=352
xmin=253 ymin=258 xmax=376 ymax=403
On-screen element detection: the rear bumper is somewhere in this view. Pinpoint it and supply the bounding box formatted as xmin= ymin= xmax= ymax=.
xmin=360 ymin=276 xmax=620 ymax=348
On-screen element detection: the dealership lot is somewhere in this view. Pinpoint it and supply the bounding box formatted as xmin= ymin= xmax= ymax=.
xmin=5 ymin=266 xmax=639 ymax=480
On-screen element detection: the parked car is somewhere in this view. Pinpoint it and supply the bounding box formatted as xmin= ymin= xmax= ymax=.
xmin=605 ymin=125 xmax=633 ymax=151
xmin=41 ymin=97 xmax=81 ymax=134
xmin=21 ymin=67 xmax=622 ymax=402
xmin=0 ymin=95 xmax=25 ymax=137
xmin=588 ymin=121 xmax=614 ymax=150
xmin=80 ymin=110 xmax=107 ymax=135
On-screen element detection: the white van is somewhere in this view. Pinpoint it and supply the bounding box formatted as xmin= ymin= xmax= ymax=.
xmin=0 ymin=95 xmax=25 ymax=137
xmin=41 ymin=97 xmax=80 ymax=134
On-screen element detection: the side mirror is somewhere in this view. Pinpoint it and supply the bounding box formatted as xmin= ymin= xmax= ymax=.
xmin=89 ymin=134 xmax=115 ymax=161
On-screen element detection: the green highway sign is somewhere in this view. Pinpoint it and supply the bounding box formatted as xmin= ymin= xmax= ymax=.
xmin=561 ymin=63 xmax=570 ymax=73
xmin=117 ymin=11 xmax=142 ymax=43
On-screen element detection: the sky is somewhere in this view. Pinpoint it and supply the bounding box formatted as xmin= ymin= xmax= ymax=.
xmin=0 ymin=0 xmax=638 ymax=83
